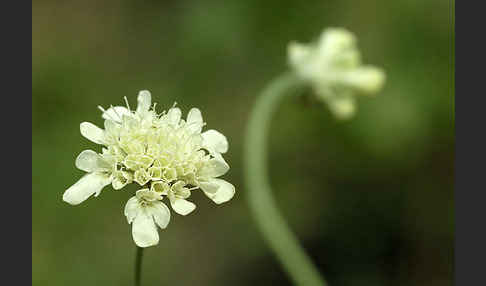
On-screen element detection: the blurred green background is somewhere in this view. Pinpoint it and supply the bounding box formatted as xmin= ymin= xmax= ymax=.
xmin=32 ymin=0 xmax=454 ymax=285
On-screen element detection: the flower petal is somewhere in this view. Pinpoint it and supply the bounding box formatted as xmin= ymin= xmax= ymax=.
xmin=124 ymin=197 xmax=140 ymax=224
xmin=136 ymin=189 xmax=163 ymax=202
xmin=200 ymin=155 xmax=229 ymax=178
xmin=102 ymin=106 xmax=131 ymax=122
xmin=202 ymin=129 xmax=228 ymax=154
xmin=149 ymin=201 xmax=171 ymax=228
xmin=341 ymin=66 xmax=385 ymax=94
xmin=104 ymin=119 xmax=120 ymax=135
xmin=170 ymin=198 xmax=196 ymax=216
xmin=288 ymin=42 xmax=312 ymax=69
xmin=136 ymin=90 xmax=152 ymax=114
xmin=199 ymin=181 xmax=220 ymax=194
xmin=151 ymin=181 xmax=170 ymax=194
xmin=167 ymin=107 xmax=181 ymax=126
xmin=203 ymin=179 xmax=235 ymax=204
xmin=80 ymin=122 xmax=105 ymax=144
xmin=62 ymin=172 xmax=112 ymax=205
xmin=112 ymin=170 xmax=132 ymax=190
xmin=325 ymin=94 xmax=356 ymax=120
xmin=75 ymin=150 xmax=108 ymax=172
xmin=132 ymin=210 xmax=159 ymax=247
xmin=186 ymin=108 xmax=203 ymax=133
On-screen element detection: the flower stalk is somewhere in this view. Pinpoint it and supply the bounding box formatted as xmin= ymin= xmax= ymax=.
xmin=135 ymin=247 xmax=144 ymax=286
xmin=243 ymin=73 xmax=327 ymax=286
xmin=243 ymin=28 xmax=385 ymax=285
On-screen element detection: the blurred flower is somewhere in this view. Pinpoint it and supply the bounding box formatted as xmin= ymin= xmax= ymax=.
xmin=63 ymin=90 xmax=235 ymax=247
xmin=288 ymin=28 xmax=385 ymax=119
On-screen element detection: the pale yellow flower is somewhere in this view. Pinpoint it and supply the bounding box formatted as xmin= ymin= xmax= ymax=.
xmin=63 ymin=90 xmax=235 ymax=247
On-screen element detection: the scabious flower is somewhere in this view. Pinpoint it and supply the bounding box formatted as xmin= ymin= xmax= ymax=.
xmin=63 ymin=90 xmax=235 ymax=247
xmin=288 ymin=28 xmax=385 ymax=119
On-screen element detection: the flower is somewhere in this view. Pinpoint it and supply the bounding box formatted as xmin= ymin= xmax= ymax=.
xmin=124 ymin=189 xmax=170 ymax=247
xmin=61 ymin=150 xmax=116 ymax=205
xmin=63 ymin=90 xmax=235 ymax=247
xmin=288 ymin=28 xmax=385 ymax=119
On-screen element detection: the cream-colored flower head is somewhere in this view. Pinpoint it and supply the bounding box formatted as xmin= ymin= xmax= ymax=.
xmin=63 ymin=90 xmax=235 ymax=247
xmin=288 ymin=28 xmax=385 ymax=119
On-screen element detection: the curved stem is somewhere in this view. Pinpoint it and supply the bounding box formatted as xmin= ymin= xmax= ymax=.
xmin=244 ymin=73 xmax=327 ymax=286
xmin=135 ymin=246 xmax=144 ymax=286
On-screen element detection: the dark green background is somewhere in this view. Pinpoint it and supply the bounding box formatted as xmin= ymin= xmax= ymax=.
xmin=32 ymin=0 xmax=454 ymax=285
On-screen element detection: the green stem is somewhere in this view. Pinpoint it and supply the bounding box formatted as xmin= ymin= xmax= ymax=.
xmin=135 ymin=246 xmax=144 ymax=286
xmin=244 ymin=73 xmax=327 ymax=286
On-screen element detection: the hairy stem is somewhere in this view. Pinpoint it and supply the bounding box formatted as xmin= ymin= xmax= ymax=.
xmin=243 ymin=73 xmax=327 ymax=286
xmin=135 ymin=246 xmax=144 ymax=286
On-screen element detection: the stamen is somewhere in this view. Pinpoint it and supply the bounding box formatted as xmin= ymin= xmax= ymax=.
xmin=124 ymin=96 xmax=131 ymax=111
